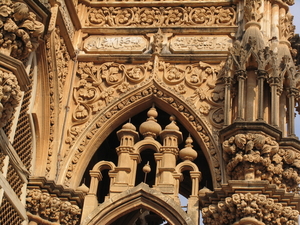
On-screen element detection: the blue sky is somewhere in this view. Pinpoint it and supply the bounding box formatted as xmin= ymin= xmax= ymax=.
xmin=291 ymin=2 xmax=300 ymax=138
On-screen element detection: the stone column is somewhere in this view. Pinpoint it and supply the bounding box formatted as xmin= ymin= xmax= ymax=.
xmin=81 ymin=171 xmax=101 ymax=222
xmin=236 ymin=70 xmax=247 ymax=121
xmin=287 ymin=88 xmax=297 ymax=137
xmin=223 ymin=76 xmax=233 ymax=126
xmin=268 ymin=76 xmax=280 ymax=127
xmin=271 ymin=4 xmax=279 ymax=39
xmin=257 ymin=70 xmax=267 ymax=121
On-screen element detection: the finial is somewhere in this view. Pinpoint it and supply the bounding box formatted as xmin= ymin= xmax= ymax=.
xmin=143 ymin=161 xmax=151 ymax=183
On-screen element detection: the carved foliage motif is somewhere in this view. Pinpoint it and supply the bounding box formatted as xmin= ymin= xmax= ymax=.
xmin=87 ymin=6 xmax=236 ymax=27
xmin=202 ymin=193 xmax=299 ymax=225
xmin=223 ymin=133 xmax=300 ymax=193
xmin=54 ymin=28 xmax=70 ymax=111
xmin=244 ymin=0 xmax=263 ymax=23
xmin=279 ymin=12 xmax=295 ymax=41
xmin=0 ymin=1 xmax=44 ymax=60
xmin=0 ymin=68 xmax=22 ymax=128
xmin=26 ymin=189 xmax=81 ymax=225
xmin=66 ymin=60 xmax=225 ymax=151
xmin=64 ymin=83 xmax=221 ymax=187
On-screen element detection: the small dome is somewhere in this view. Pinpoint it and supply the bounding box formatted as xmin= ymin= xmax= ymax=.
xmin=179 ymin=136 xmax=197 ymax=161
xmin=122 ymin=122 xmax=136 ymax=131
xmin=139 ymin=107 xmax=162 ymax=139
xmin=165 ymin=115 xmax=180 ymax=131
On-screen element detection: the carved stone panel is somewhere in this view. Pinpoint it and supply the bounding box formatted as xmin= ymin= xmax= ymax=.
xmin=170 ymin=35 xmax=232 ymax=53
xmin=83 ymin=35 xmax=148 ymax=53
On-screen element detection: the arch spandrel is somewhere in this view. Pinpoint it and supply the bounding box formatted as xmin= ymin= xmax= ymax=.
xmin=59 ymin=78 xmax=222 ymax=190
xmin=82 ymin=183 xmax=195 ymax=225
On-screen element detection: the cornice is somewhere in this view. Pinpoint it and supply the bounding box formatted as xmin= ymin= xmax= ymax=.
xmin=28 ymin=177 xmax=85 ymax=207
xmin=0 ymin=53 xmax=29 ymax=91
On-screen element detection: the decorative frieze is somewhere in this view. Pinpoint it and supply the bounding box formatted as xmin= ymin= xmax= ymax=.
xmin=26 ymin=189 xmax=81 ymax=225
xmin=83 ymin=35 xmax=148 ymax=53
xmin=86 ymin=6 xmax=236 ymax=27
xmin=57 ymin=0 xmax=75 ymax=40
xmin=170 ymin=35 xmax=232 ymax=53
xmin=202 ymin=192 xmax=299 ymax=225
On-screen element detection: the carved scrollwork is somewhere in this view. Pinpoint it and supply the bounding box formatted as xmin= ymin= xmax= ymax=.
xmin=26 ymin=189 xmax=81 ymax=225
xmin=66 ymin=59 xmax=225 ymax=150
xmin=0 ymin=68 xmax=22 ymax=128
xmin=0 ymin=1 xmax=44 ymax=60
xmin=87 ymin=6 xmax=236 ymax=27
xmin=222 ymin=133 xmax=300 ymax=193
xmin=202 ymin=193 xmax=299 ymax=225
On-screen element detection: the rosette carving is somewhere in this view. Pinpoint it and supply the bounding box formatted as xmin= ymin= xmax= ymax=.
xmin=222 ymin=133 xmax=300 ymax=192
xmin=0 ymin=68 xmax=22 ymax=128
xmin=87 ymin=6 xmax=236 ymax=27
xmin=0 ymin=1 xmax=44 ymax=60
xmin=26 ymin=189 xmax=81 ymax=225
xmin=202 ymin=193 xmax=299 ymax=225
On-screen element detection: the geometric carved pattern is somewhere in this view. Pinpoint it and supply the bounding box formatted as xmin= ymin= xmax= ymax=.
xmin=6 ymin=163 xmax=24 ymax=199
xmin=0 ymin=196 xmax=24 ymax=225
xmin=13 ymin=71 xmax=33 ymax=170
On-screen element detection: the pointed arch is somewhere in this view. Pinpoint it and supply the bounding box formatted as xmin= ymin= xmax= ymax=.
xmin=81 ymin=183 xmax=195 ymax=225
xmin=59 ymin=81 xmax=221 ymax=189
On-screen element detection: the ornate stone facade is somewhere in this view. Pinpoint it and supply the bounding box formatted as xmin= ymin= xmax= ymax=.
xmin=0 ymin=0 xmax=299 ymax=225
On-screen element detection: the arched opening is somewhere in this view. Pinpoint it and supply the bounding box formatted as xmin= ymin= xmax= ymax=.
xmin=135 ymin=149 xmax=157 ymax=187
xmin=80 ymin=107 xmax=213 ymax=203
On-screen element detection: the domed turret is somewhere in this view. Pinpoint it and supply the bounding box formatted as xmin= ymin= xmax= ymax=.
xmin=179 ymin=136 xmax=197 ymax=161
xmin=122 ymin=122 xmax=137 ymax=131
xmin=139 ymin=106 xmax=162 ymax=139
xmin=117 ymin=120 xmax=139 ymax=146
xmin=160 ymin=115 xmax=183 ymax=147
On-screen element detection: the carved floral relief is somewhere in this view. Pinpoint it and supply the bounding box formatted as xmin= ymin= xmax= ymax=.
xmin=86 ymin=6 xmax=236 ymax=27
xmin=202 ymin=192 xmax=299 ymax=225
xmin=66 ymin=59 xmax=225 ymax=150
xmin=0 ymin=68 xmax=22 ymax=128
xmin=223 ymin=133 xmax=300 ymax=193
xmin=0 ymin=1 xmax=44 ymax=60
xmin=26 ymin=189 xmax=81 ymax=225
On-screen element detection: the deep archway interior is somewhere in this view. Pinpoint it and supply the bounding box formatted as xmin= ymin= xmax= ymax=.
xmin=80 ymin=107 xmax=213 ymax=202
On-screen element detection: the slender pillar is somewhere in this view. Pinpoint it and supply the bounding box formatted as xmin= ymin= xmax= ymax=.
xmin=224 ymin=76 xmax=233 ymax=126
xmin=287 ymin=88 xmax=297 ymax=137
xmin=236 ymin=70 xmax=247 ymax=121
xmin=257 ymin=70 xmax=267 ymax=121
xmin=268 ymin=76 xmax=280 ymax=127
